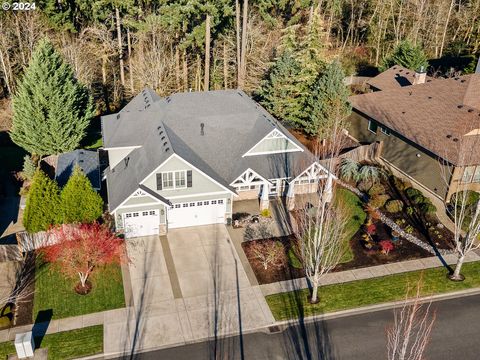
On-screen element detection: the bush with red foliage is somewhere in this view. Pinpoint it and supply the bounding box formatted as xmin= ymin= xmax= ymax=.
xmin=39 ymin=223 xmax=126 ymax=293
xmin=366 ymin=224 xmax=377 ymax=235
xmin=379 ymin=240 xmax=395 ymax=255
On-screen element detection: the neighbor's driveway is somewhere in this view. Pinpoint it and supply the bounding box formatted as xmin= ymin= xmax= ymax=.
xmin=104 ymin=225 xmax=275 ymax=356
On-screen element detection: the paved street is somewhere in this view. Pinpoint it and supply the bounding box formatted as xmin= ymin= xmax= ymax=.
xmin=123 ymin=293 xmax=480 ymax=360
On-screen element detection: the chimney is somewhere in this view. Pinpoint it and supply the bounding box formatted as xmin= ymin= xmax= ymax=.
xmin=200 ymin=123 xmax=205 ymax=136
xmin=413 ymin=66 xmax=426 ymax=85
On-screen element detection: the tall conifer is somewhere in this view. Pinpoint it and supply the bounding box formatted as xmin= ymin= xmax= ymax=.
xmin=10 ymin=38 xmax=94 ymax=156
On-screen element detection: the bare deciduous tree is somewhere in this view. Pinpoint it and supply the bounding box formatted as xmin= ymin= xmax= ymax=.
xmin=441 ymin=130 xmax=480 ymax=281
xmin=249 ymin=240 xmax=283 ymax=270
xmin=386 ymin=281 xmax=436 ymax=360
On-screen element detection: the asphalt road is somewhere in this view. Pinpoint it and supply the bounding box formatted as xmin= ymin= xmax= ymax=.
xmin=118 ymin=293 xmax=480 ymax=360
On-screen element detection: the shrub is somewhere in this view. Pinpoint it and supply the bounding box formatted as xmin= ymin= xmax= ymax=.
xmin=450 ymin=190 xmax=480 ymax=207
xmin=421 ymin=202 xmax=437 ymax=215
xmin=379 ymin=240 xmax=395 ymax=255
xmin=405 ymin=225 xmax=414 ymax=234
xmin=366 ymin=223 xmax=377 ymax=234
xmin=392 ymin=176 xmax=411 ymax=191
xmin=260 ymin=208 xmax=271 ymax=217
xmin=368 ymin=183 xmax=386 ymax=197
xmin=287 ymin=247 xmax=303 ymax=269
xmin=21 ymin=155 xmax=37 ymax=181
xmin=405 ymin=187 xmax=423 ymax=200
xmin=368 ymin=194 xmax=390 ymax=209
xmin=411 ymin=194 xmax=425 ymax=205
xmin=339 ymin=158 xmax=359 ymax=182
xmin=406 ymin=206 xmax=414 ymax=216
xmin=385 ymin=199 xmax=404 ymax=213
xmin=358 ymin=179 xmax=374 ymax=193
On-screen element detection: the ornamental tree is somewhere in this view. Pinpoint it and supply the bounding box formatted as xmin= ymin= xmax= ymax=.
xmin=60 ymin=165 xmax=103 ymax=224
xmin=23 ymin=170 xmax=61 ymax=233
xmin=10 ymin=38 xmax=94 ymax=156
xmin=41 ymin=223 xmax=126 ymax=292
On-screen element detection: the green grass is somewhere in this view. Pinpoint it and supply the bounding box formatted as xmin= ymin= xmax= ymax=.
xmin=34 ymin=261 xmax=125 ymax=321
xmin=0 ymin=325 xmax=103 ymax=360
xmin=266 ymin=261 xmax=480 ymax=321
xmin=334 ymin=188 xmax=367 ymax=263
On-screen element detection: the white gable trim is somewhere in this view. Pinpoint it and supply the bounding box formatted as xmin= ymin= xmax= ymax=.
xmin=103 ymin=145 xmax=142 ymax=151
xmin=229 ymin=168 xmax=271 ymax=186
xmin=139 ymin=153 xmax=236 ymax=196
xmin=242 ymin=129 xmax=303 ymax=157
xmin=112 ymin=188 xmax=169 ymax=213
xmin=291 ymin=162 xmax=333 ymax=183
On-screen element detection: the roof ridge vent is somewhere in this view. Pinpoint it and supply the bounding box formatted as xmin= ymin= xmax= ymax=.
xmin=117 ymin=114 xmax=120 ymax=119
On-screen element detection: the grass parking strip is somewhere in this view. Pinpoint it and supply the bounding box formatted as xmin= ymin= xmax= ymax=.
xmin=266 ymin=261 xmax=480 ymax=321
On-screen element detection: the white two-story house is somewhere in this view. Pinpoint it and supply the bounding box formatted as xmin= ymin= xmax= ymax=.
xmin=102 ymin=89 xmax=330 ymax=238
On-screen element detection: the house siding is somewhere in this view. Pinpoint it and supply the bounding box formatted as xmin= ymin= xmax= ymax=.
xmin=446 ymin=166 xmax=480 ymax=202
xmin=108 ymin=147 xmax=137 ymax=169
xmin=348 ymin=111 xmax=452 ymax=199
xmin=142 ymin=156 xmax=227 ymax=197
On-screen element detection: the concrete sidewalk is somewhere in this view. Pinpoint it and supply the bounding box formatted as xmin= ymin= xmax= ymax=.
xmin=260 ymin=252 xmax=480 ymax=296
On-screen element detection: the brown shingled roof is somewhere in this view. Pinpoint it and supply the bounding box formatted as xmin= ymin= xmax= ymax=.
xmin=350 ymin=73 xmax=480 ymax=166
xmin=367 ymin=65 xmax=434 ymax=91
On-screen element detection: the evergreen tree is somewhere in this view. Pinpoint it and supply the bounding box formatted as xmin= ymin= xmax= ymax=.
xmin=257 ymin=51 xmax=304 ymax=126
xmin=23 ymin=170 xmax=61 ymax=233
xmin=308 ymin=60 xmax=351 ymax=137
xmin=10 ymin=38 xmax=94 ymax=156
xmin=380 ymin=40 xmax=429 ymax=72
xmin=60 ymin=166 xmax=104 ymax=224
xmin=21 ymin=155 xmax=37 ymax=182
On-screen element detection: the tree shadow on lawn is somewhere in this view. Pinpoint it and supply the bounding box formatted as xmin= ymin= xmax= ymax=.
xmin=279 ymin=280 xmax=336 ymax=360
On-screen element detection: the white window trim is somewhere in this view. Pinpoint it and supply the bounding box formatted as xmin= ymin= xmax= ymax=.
xmin=380 ymin=126 xmax=391 ymax=136
xmin=368 ymin=120 xmax=378 ymax=134
xmin=292 ymin=162 xmax=331 ymax=184
xmin=242 ymin=129 xmax=303 ymax=157
xmin=162 ymin=170 xmax=187 ymax=191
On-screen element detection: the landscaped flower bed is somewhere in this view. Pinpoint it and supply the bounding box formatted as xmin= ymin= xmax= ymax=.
xmin=242 ymin=163 xmax=456 ymax=285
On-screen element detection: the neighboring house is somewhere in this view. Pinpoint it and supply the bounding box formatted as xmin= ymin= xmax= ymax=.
xmin=42 ymin=149 xmax=101 ymax=190
xmin=348 ymin=61 xmax=480 ymax=202
xmin=101 ymin=89 xmax=330 ymax=238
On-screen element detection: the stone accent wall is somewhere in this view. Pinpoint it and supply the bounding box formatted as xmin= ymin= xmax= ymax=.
xmin=234 ymin=190 xmax=260 ymax=201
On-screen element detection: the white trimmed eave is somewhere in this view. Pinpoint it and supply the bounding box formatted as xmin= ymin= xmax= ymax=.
xmin=229 ymin=168 xmax=272 ymax=187
xmin=139 ymin=153 xmax=237 ymax=196
xmin=290 ymin=161 xmax=335 ymax=184
xmin=111 ymin=188 xmax=170 ymax=214
xmin=242 ymin=128 xmax=304 ymax=157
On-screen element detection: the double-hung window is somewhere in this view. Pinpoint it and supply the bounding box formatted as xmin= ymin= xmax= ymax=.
xmin=368 ymin=120 xmax=378 ymax=134
xmin=162 ymin=171 xmax=187 ymax=190
xmin=175 ymin=171 xmax=186 ymax=188
xmin=162 ymin=172 xmax=174 ymax=190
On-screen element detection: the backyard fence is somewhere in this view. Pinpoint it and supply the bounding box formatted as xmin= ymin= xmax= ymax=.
xmin=343 ymin=76 xmax=372 ymax=86
xmin=339 ymin=141 xmax=382 ymax=163
xmin=16 ymin=231 xmax=58 ymax=252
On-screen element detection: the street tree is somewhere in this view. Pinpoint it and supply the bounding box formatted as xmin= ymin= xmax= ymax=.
xmin=10 ymin=38 xmax=94 ymax=156
xmin=41 ymin=223 xmax=126 ymax=293
xmin=23 ymin=170 xmax=61 ymax=233
xmin=386 ymin=281 xmax=436 ymax=360
xmin=60 ymin=165 xmax=104 ymax=224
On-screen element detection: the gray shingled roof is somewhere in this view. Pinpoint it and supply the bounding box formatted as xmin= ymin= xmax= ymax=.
xmin=102 ymin=89 xmax=317 ymax=211
xmin=55 ymin=149 xmax=100 ymax=189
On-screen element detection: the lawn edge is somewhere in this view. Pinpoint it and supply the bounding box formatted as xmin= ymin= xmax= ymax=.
xmin=271 ymin=286 xmax=480 ymax=325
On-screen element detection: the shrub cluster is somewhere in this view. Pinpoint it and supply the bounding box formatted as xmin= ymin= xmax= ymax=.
xmin=368 ymin=194 xmax=390 ymax=209
xmin=368 ymin=183 xmax=386 ymax=197
xmin=385 ymin=199 xmax=404 ymax=213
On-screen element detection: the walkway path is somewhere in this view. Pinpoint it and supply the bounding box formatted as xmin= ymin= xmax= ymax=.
xmin=260 ymin=251 xmax=480 ymax=296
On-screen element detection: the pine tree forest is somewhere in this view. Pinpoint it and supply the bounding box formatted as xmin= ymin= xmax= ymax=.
xmin=0 ymin=0 xmax=479 ymax=130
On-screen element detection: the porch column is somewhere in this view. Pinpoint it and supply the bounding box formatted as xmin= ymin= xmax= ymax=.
xmin=324 ymin=174 xmax=334 ymax=203
xmin=260 ymin=182 xmax=270 ymax=210
xmin=286 ymin=181 xmax=295 ymax=210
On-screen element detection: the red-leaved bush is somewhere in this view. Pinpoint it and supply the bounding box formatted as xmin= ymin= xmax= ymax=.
xmin=380 ymin=240 xmax=395 ymax=255
xmin=366 ymin=224 xmax=377 ymax=235
xmin=40 ymin=223 xmax=126 ymax=290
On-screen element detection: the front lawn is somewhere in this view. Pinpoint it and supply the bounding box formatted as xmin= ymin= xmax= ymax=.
xmin=34 ymin=260 xmax=125 ymax=321
xmin=334 ymin=188 xmax=366 ymax=263
xmin=0 ymin=325 xmax=103 ymax=360
xmin=266 ymin=261 xmax=480 ymax=321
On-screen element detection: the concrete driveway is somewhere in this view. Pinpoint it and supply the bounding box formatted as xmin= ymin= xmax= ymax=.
xmin=104 ymin=225 xmax=274 ymax=356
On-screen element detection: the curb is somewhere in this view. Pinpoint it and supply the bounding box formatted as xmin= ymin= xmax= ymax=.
xmin=272 ymin=287 xmax=480 ymax=328
xmin=76 ymin=287 xmax=480 ymax=359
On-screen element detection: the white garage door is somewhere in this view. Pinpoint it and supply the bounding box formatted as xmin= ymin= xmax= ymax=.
xmin=123 ymin=210 xmax=159 ymax=238
xmin=168 ymin=199 xmax=226 ymax=229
